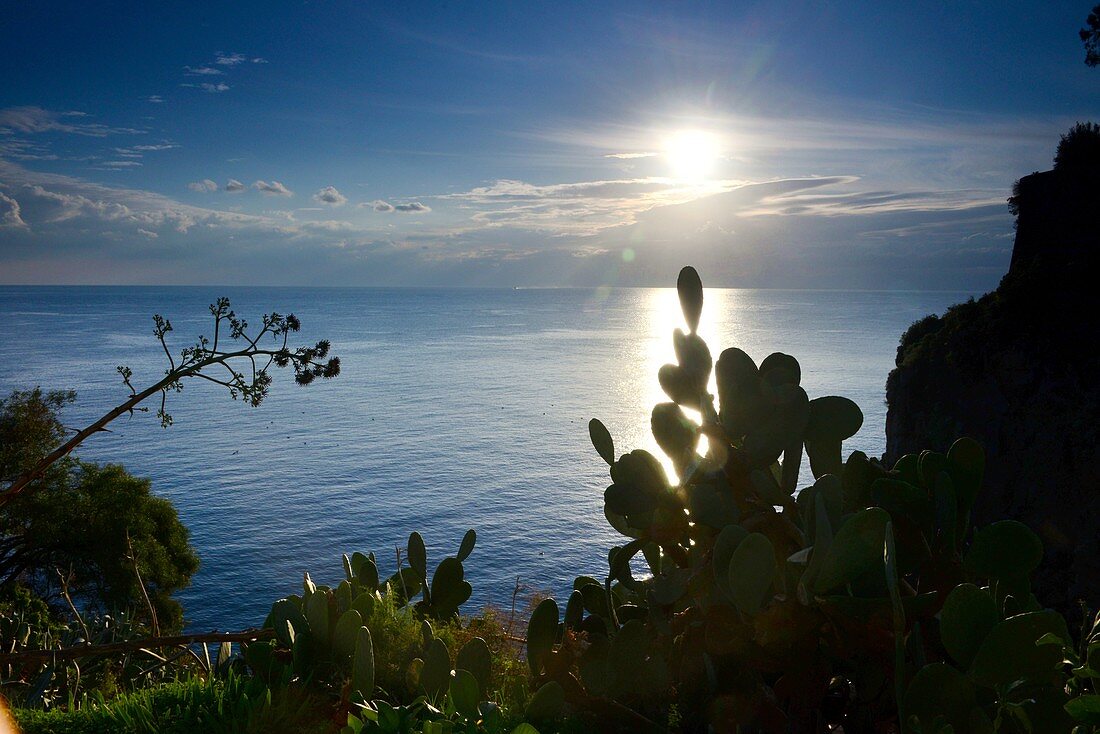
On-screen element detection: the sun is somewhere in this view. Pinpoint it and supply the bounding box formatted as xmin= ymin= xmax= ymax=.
xmin=663 ymin=130 xmax=722 ymax=181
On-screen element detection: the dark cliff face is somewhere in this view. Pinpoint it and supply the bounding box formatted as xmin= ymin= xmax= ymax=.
xmin=1008 ymin=167 xmax=1099 ymax=274
xmin=884 ymin=163 xmax=1100 ymax=616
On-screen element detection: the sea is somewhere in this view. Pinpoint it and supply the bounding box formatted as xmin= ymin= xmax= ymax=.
xmin=0 ymin=286 xmax=974 ymax=632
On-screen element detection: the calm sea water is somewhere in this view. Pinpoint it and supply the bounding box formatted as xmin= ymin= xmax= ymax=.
xmin=0 ymin=286 xmax=972 ymax=632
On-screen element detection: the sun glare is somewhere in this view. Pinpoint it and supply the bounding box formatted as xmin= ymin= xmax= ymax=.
xmin=663 ymin=130 xmax=722 ymax=181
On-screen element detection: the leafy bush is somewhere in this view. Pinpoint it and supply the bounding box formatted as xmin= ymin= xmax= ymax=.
xmin=0 ymin=388 xmax=199 ymax=631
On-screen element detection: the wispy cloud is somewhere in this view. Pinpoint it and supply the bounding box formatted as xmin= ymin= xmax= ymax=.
xmin=225 ymin=179 xmax=246 ymax=193
xmin=444 ymin=177 xmax=738 ymax=233
xmin=0 ymin=138 xmax=59 ymax=161
xmin=111 ymin=142 xmax=179 ymax=161
xmin=213 ymin=52 xmax=267 ymax=66
xmin=253 ymin=180 xmax=293 ymax=196
xmin=147 ymin=95 xmax=164 ymax=104
xmin=747 ymin=188 xmax=1007 ymax=218
xmin=365 ymin=200 xmax=395 ymax=212
xmin=0 ymin=106 xmax=144 ymax=137
xmin=181 ymin=82 xmax=231 ymax=93
xmin=312 ymin=185 xmax=347 ymax=206
xmin=188 ymin=179 xmax=218 ymax=193
xmin=605 ymin=152 xmax=657 ymax=159
xmin=176 ymin=53 xmax=265 ymax=96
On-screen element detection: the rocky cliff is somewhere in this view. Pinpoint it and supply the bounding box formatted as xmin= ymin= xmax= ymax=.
xmin=884 ymin=129 xmax=1100 ymax=616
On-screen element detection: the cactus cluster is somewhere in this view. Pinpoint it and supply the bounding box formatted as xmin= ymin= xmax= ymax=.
xmin=522 ymin=267 xmax=1097 ymax=732
xmin=247 ymin=531 xmax=476 ymax=702
xmin=344 ymin=624 xmax=506 ymax=734
xmin=245 ymin=530 xmax=560 ymax=733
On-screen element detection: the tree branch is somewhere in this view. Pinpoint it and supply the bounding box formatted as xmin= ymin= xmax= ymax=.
xmin=0 ymin=300 xmax=339 ymax=508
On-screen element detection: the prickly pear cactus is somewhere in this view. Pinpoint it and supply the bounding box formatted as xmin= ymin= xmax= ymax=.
xmin=525 ymin=266 xmax=1086 ymax=733
xmin=251 ymin=530 xmax=477 ymax=704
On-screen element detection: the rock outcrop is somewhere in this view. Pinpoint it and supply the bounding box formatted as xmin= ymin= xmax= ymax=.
xmin=884 ymin=129 xmax=1100 ymax=617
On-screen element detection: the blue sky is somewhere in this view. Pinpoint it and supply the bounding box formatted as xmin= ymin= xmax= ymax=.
xmin=1 ymin=1 xmax=1096 ymax=288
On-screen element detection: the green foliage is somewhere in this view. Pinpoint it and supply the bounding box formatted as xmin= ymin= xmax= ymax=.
xmin=0 ymin=388 xmax=74 ymax=481
xmin=1 ymin=607 xmax=245 ymax=711
xmin=0 ymin=389 xmax=199 ymax=631
xmin=520 ymin=266 xmax=1097 ymax=733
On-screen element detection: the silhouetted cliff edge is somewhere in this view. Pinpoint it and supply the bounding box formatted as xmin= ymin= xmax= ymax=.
xmin=884 ymin=124 xmax=1100 ymax=616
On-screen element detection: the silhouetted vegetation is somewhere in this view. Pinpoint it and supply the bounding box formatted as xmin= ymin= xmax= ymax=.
xmin=6 ymin=271 xmax=1100 ymax=733
xmin=1082 ymin=5 xmax=1100 ymax=66
xmin=1054 ymin=121 xmax=1100 ymax=171
xmin=516 ymin=268 xmax=1098 ymax=732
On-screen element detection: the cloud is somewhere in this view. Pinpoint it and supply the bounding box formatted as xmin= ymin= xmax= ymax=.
xmin=0 ymin=159 xmax=281 ymax=237
xmin=0 ymin=106 xmax=143 ymax=136
xmin=225 ymin=179 xmax=245 ymax=192
xmin=184 ymin=65 xmax=224 ymax=76
xmin=112 ymin=143 xmax=179 ymax=160
xmin=605 ymin=152 xmax=657 ymax=159
xmin=444 ymin=176 xmax=738 ymax=233
xmin=253 ymin=180 xmax=293 ymax=197
xmin=147 ymin=95 xmax=164 ymax=104
xmin=189 ymin=83 xmax=229 ymax=93
xmin=215 ymin=52 xmax=247 ymax=66
xmin=189 ymin=179 xmax=218 ymax=193
xmin=298 ymin=219 xmax=359 ymax=233
xmin=137 ymin=228 xmax=158 ymax=239
xmin=364 ymin=199 xmax=431 ymax=213
xmin=312 ymin=185 xmax=347 ymax=206
xmin=746 ymin=188 xmax=1007 ymax=217
xmin=0 ymin=138 xmax=58 ymax=161
xmin=0 ymin=192 xmax=27 ymax=228
xmin=100 ymin=160 xmax=142 ymax=168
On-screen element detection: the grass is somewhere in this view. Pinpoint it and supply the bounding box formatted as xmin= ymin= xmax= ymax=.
xmin=12 ymin=672 xmax=334 ymax=734
xmin=9 ymin=601 xmax=538 ymax=734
